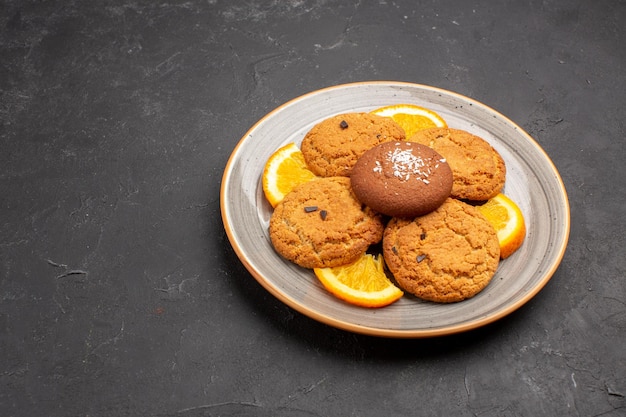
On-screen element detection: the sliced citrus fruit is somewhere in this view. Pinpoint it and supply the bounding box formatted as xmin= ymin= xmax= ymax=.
xmin=262 ymin=143 xmax=317 ymax=207
xmin=371 ymin=104 xmax=447 ymax=139
xmin=476 ymin=193 xmax=526 ymax=259
xmin=314 ymin=253 xmax=403 ymax=308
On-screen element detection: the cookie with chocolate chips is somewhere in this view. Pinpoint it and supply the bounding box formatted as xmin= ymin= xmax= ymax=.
xmin=383 ymin=198 xmax=500 ymax=303
xmin=301 ymin=113 xmax=405 ymax=177
xmin=269 ymin=177 xmax=384 ymax=269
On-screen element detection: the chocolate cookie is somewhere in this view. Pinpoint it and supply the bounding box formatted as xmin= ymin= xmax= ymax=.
xmin=383 ymin=198 xmax=500 ymax=303
xmin=409 ymin=128 xmax=506 ymax=201
xmin=350 ymin=141 xmax=453 ymax=218
xmin=301 ymin=113 xmax=405 ymax=177
xmin=269 ymin=177 xmax=384 ymax=269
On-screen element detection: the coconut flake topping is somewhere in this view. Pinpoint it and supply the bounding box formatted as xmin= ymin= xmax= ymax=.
xmin=373 ymin=145 xmax=435 ymax=183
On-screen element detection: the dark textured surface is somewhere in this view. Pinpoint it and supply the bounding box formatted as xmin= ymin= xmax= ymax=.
xmin=1 ymin=1 xmax=625 ymax=416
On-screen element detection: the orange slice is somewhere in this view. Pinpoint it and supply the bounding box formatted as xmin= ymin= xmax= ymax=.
xmin=314 ymin=253 xmax=403 ymax=308
xmin=371 ymin=104 xmax=447 ymax=139
xmin=477 ymin=193 xmax=526 ymax=259
xmin=262 ymin=143 xmax=317 ymax=207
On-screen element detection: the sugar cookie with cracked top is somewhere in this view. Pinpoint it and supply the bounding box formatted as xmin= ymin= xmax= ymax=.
xmin=409 ymin=128 xmax=506 ymax=201
xmin=301 ymin=112 xmax=405 ymax=177
xmin=350 ymin=141 xmax=453 ymax=218
xmin=383 ymin=198 xmax=500 ymax=303
xmin=269 ymin=176 xmax=384 ymax=269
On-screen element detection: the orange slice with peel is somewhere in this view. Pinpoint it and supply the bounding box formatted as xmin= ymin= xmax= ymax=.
xmin=314 ymin=253 xmax=403 ymax=308
xmin=371 ymin=104 xmax=447 ymax=139
xmin=262 ymin=143 xmax=317 ymax=207
xmin=477 ymin=193 xmax=526 ymax=259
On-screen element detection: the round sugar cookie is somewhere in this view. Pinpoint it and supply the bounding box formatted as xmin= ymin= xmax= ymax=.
xmin=409 ymin=128 xmax=506 ymax=201
xmin=301 ymin=112 xmax=405 ymax=177
xmin=383 ymin=198 xmax=500 ymax=303
xmin=269 ymin=177 xmax=384 ymax=269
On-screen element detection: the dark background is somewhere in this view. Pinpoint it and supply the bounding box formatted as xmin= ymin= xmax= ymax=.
xmin=1 ymin=1 xmax=625 ymax=416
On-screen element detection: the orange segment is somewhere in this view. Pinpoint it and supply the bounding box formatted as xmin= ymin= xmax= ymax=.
xmin=262 ymin=143 xmax=317 ymax=207
xmin=477 ymin=193 xmax=526 ymax=259
xmin=314 ymin=253 xmax=403 ymax=308
xmin=371 ymin=104 xmax=447 ymax=139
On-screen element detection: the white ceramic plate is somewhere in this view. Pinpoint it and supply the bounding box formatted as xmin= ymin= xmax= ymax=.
xmin=220 ymin=81 xmax=570 ymax=338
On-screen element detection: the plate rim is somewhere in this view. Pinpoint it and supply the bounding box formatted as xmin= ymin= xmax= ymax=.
xmin=220 ymin=80 xmax=571 ymax=338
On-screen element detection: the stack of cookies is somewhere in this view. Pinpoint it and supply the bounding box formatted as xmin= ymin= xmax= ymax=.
xmin=269 ymin=111 xmax=508 ymax=303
